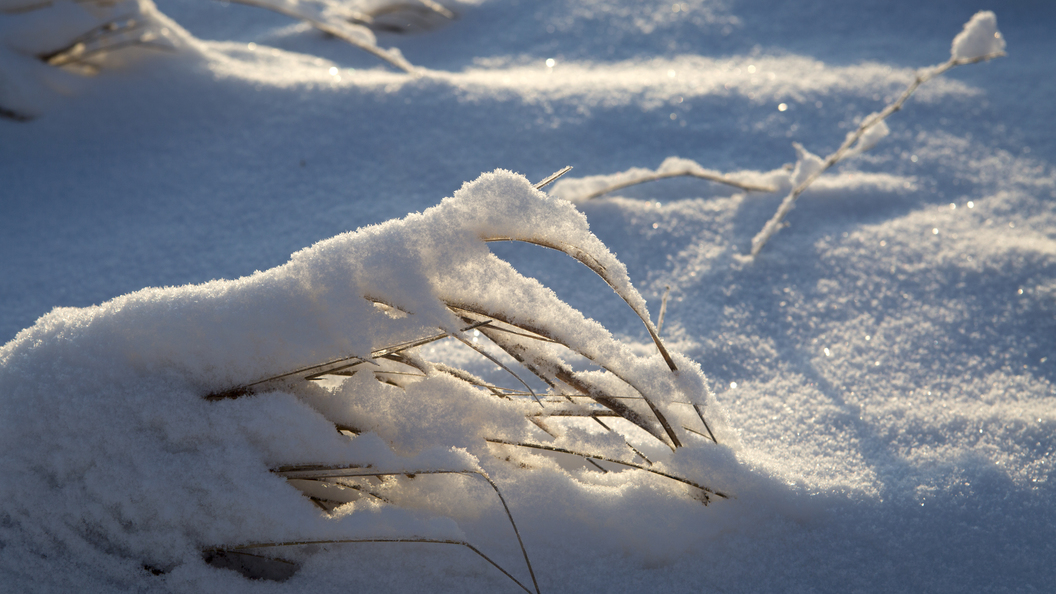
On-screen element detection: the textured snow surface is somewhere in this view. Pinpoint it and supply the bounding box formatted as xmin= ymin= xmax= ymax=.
xmin=2 ymin=1 xmax=1056 ymax=592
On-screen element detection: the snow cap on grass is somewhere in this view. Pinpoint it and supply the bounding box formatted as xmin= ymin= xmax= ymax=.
xmin=845 ymin=115 xmax=890 ymax=158
xmin=0 ymin=169 xmax=729 ymax=589
xmin=951 ymin=11 xmax=1005 ymax=61
xmin=790 ymin=142 xmax=825 ymax=188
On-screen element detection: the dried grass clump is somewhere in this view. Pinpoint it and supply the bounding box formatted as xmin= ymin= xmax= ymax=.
xmin=0 ymin=0 xmax=451 ymax=119
xmin=200 ymin=168 xmax=728 ymax=591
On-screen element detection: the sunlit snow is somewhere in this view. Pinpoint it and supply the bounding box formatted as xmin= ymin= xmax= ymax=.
xmin=2 ymin=1 xmax=1054 ymax=592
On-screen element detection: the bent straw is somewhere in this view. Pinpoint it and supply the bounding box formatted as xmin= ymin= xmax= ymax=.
xmin=272 ymin=466 xmax=540 ymax=594
xmin=485 ymin=439 xmax=727 ymax=502
xmin=481 ymin=236 xmax=677 ymax=372
xmin=581 ymin=167 xmax=776 ymax=201
xmin=447 ymin=303 xmax=683 ymax=449
xmin=208 ymin=538 xmax=533 ymax=593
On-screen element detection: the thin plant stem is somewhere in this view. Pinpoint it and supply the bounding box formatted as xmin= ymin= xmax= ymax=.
xmin=583 ymin=168 xmax=776 ymax=201
xmin=271 ymin=466 xmax=540 ymax=594
xmin=533 ymin=166 xmax=573 ymax=190
xmin=656 ymin=285 xmax=670 ymax=336
xmin=485 ymin=439 xmax=727 ymax=502
xmin=480 ymin=236 xmax=676 ymax=371
xmin=208 ymin=538 xmax=534 ymax=593
xmin=750 ymin=51 xmax=1005 ymax=257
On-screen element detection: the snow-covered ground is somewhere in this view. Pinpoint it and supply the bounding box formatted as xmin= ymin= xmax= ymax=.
xmin=2 ymin=1 xmax=1054 ymax=592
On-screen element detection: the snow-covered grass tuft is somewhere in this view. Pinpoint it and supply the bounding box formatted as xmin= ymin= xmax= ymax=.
xmin=0 ymin=0 xmax=192 ymax=118
xmin=0 ymin=168 xmax=732 ymax=590
xmin=0 ymin=0 xmax=454 ymax=118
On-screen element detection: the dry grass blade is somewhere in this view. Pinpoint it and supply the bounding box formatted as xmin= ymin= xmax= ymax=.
xmin=271 ymin=466 xmax=540 ymax=594
xmin=207 ymin=538 xmax=535 ymax=593
xmin=691 ymin=403 xmax=718 ymax=444
xmin=656 ymin=285 xmax=670 ymax=336
xmin=581 ymin=167 xmax=777 ymax=201
xmin=485 ymin=439 xmax=728 ymax=503
xmin=447 ymin=303 xmax=679 ymax=448
xmin=217 ymin=0 xmax=417 ymax=73
xmin=533 ymin=165 xmax=573 ymax=190
xmin=204 ymin=320 xmax=490 ymax=400
xmin=480 ymin=236 xmax=676 ymax=372
xmin=449 ymin=328 xmax=543 ymax=406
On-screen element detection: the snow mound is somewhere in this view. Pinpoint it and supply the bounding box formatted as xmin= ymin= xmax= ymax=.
xmin=0 ymin=169 xmax=735 ymax=591
xmin=0 ymin=0 xmax=192 ymax=118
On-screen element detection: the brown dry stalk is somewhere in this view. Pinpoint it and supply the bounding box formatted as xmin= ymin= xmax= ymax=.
xmin=485 ymin=438 xmax=728 ymax=502
xmin=270 ymin=466 xmax=539 ymax=594
xmin=207 ymin=537 xmax=534 ymax=593
xmin=446 ymin=303 xmax=680 ymax=448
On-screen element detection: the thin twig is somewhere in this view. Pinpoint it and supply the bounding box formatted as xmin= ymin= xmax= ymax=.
xmin=750 ymin=51 xmax=1005 ymax=257
xmin=272 ymin=466 xmax=540 ymax=594
xmin=583 ymin=168 xmax=776 ymax=201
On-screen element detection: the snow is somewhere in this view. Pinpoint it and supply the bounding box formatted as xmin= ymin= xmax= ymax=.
xmin=2 ymin=1 xmax=1055 ymax=592
xmin=951 ymin=10 xmax=1005 ymax=61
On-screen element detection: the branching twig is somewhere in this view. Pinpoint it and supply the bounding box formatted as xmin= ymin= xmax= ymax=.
xmin=750 ymin=51 xmax=1005 ymax=257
